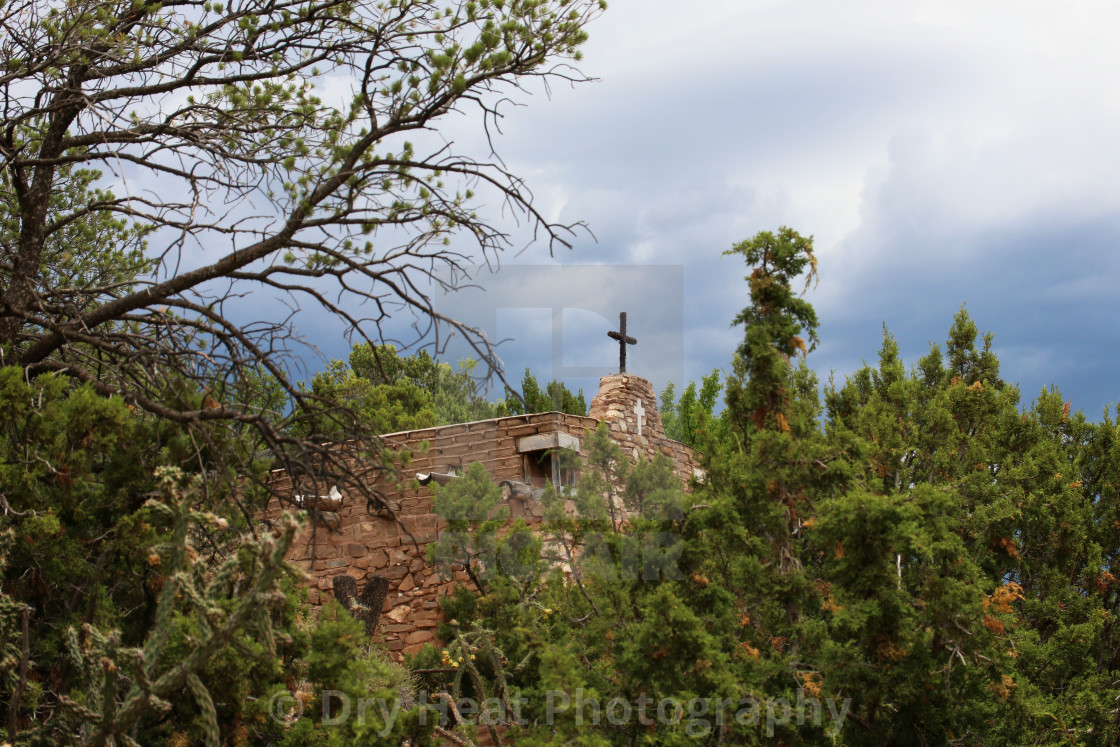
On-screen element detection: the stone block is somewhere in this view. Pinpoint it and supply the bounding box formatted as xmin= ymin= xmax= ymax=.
xmin=289 ymin=544 xmax=314 ymax=562
xmin=383 ymin=623 xmax=413 ymax=633
xmin=404 ymin=629 xmax=434 ymax=645
xmin=386 ymin=605 xmax=411 ymax=623
xmin=381 ymin=565 xmax=409 ymax=580
xmin=402 ymin=643 xmax=430 ymax=657
xmin=506 ymin=424 xmax=540 ymax=437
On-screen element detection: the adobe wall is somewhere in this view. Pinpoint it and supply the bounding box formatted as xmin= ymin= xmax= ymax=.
xmin=262 ymin=375 xmax=700 ymax=661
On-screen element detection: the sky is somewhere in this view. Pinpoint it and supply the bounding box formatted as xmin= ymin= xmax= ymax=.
xmin=301 ymin=0 xmax=1120 ymax=418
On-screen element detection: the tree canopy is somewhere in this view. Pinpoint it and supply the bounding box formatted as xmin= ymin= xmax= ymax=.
xmin=5 ymin=7 xmax=1116 ymax=734
xmin=0 ymin=0 xmax=606 ymax=742
xmin=419 ymin=228 xmax=1120 ymax=745
xmin=301 ymin=344 xmax=588 ymax=439
xmin=0 ymin=0 xmax=605 ymax=507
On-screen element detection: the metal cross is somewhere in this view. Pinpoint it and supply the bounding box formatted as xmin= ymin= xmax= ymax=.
xmin=607 ymin=312 xmax=637 ymax=374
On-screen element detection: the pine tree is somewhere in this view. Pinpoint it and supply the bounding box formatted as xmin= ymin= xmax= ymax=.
xmin=499 ymin=370 xmax=587 ymax=417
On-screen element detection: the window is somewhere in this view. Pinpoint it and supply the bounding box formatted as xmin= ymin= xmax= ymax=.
xmin=517 ymin=432 xmax=580 ymax=492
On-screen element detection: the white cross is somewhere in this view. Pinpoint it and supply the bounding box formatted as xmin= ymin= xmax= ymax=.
xmin=634 ymin=398 xmax=645 ymax=436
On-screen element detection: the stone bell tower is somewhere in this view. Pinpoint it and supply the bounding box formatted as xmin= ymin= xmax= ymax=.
xmin=587 ymin=311 xmax=671 ymax=462
xmin=588 ymin=374 xmax=667 ymax=461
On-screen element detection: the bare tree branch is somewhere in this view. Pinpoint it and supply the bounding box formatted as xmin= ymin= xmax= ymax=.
xmin=0 ymin=0 xmax=603 ymax=513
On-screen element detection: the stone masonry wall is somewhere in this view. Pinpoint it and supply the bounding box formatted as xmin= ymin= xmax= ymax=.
xmin=587 ymin=373 xmax=702 ymax=479
xmin=262 ymin=375 xmax=700 ymax=662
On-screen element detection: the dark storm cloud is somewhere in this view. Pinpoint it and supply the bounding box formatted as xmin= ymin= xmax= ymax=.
xmin=250 ymin=1 xmax=1120 ymax=421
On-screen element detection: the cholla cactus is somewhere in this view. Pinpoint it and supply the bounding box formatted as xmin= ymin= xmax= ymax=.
xmin=435 ymin=621 xmax=529 ymax=744
xmin=0 ymin=529 xmax=31 ymax=743
xmin=44 ymin=468 xmax=304 ymax=747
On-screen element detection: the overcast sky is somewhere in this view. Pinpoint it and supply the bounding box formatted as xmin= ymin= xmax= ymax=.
xmin=304 ymin=0 xmax=1120 ymax=418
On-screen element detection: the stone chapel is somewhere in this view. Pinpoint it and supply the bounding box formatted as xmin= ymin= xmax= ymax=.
xmin=262 ymin=370 xmax=701 ymax=661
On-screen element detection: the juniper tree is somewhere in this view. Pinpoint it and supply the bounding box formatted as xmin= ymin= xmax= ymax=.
xmin=821 ymin=312 xmax=1120 ymax=743
xmin=409 ymin=232 xmax=1120 ymax=744
xmin=0 ymin=369 xmax=433 ymax=744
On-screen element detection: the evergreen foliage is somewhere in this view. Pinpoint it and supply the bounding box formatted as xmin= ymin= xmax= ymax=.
xmin=304 ymin=349 xmax=588 ymax=436
xmin=0 ymin=370 xmax=424 ymax=744
xmin=2 ymin=0 xmax=607 ymax=739
xmin=8 ymin=189 xmax=1120 ymax=742
xmin=430 ymin=228 xmax=1120 ymax=745
xmin=0 ymin=0 xmax=605 ymax=521
xmin=659 ymin=369 xmax=726 ymax=447
xmin=498 ymin=369 xmax=588 ymax=417
xmin=425 ymin=460 xmax=546 ymax=603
